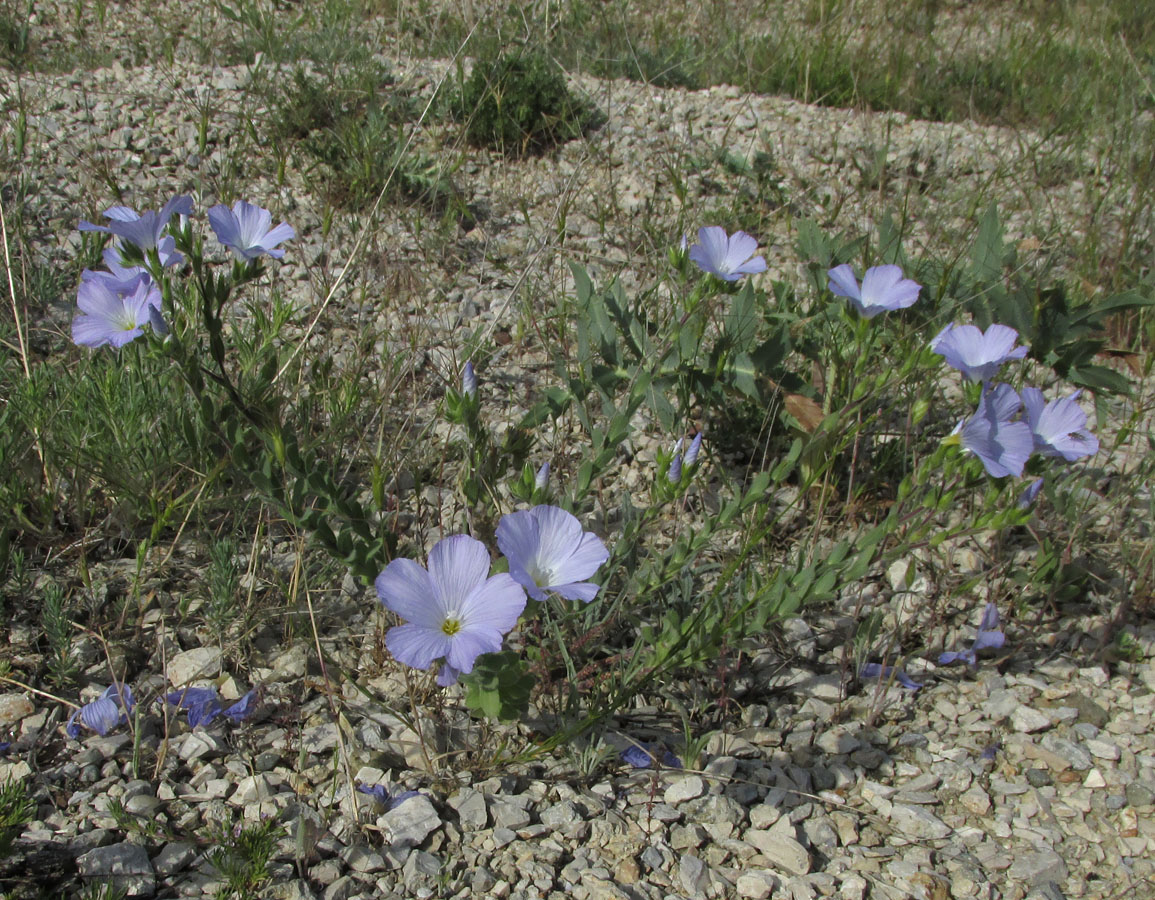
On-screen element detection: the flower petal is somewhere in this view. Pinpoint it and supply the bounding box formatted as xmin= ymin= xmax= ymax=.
xmin=427 ymin=534 xmax=491 ymax=610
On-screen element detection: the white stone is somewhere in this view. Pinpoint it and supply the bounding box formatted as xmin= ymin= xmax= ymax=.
xmin=166 ymin=647 xmax=222 ymax=686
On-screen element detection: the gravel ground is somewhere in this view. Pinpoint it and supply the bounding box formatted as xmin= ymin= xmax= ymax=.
xmin=2 ymin=7 xmax=1154 ymax=900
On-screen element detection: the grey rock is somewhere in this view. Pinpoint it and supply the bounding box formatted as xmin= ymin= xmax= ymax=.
xmin=887 ymin=804 xmax=951 ymax=840
xmin=679 ymin=854 xmax=709 ymax=896
xmin=540 ymin=800 xmax=583 ymax=829
xmin=379 ymin=795 xmax=441 ymax=849
xmin=471 ymin=867 xmax=497 ymax=892
xmin=1012 ymin=706 xmax=1052 ymax=734
xmin=1125 ymin=781 xmax=1155 ymax=808
xmin=151 ymin=841 xmax=196 ymax=876
xmin=448 ymin=787 xmax=488 ymax=830
xmin=77 ymin=842 xmax=155 ymax=897
xmin=1069 ymin=695 xmax=1109 ymax=728
xmin=402 ymin=850 xmax=441 ymax=893
xmin=665 ymin=775 xmax=706 ymax=804
xmin=737 ymin=871 xmax=780 ymax=899
xmin=1040 ymin=735 xmax=1093 ymax=770
xmin=321 ymin=876 xmax=357 ymax=900
xmin=490 ymin=797 xmax=532 ymax=830
xmin=1009 ymin=850 xmax=1069 ymax=887
xmin=166 ymin=647 xmax=222 ymax=685
xmin=743 ymin=828 xmax=811 ymax=876
xmin=342 ymin=844 xmax=386 ymax=873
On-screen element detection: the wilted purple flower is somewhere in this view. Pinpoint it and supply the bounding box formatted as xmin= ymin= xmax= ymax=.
xmin=859 ymin=662 xmax=922 ymax=691
xmin=1020 ymin=387 xmax=1098 ymax=462
xmin=79 ymin=196 xmax=193 ymax=254
xmin=164 ymin=687 xmax=223 ymax=729
xmin=496 ymin=506 xmax=610 ymax=603
xmin=0 ymin=742 xmax=11 ymax=755
xmin=1018 ymin=477 xmax=1044 ymax=509
xmin=461 ymin=361 xmax=478 ymax=399
xmin=930 ymin=323 xmax=1029 ymax=382
xmin=534 ymin=462 xmax=550 ymax=490
xmin=207 ymin=200 xmax=295 ymax=260
xmin=164 ymin=686 xmax=257 ymax=728
xmin=66 ymin=684 xmax=135 ymax=739
xmin=376 ymin=534 xmax=526 ymax=684
xmin=827 ymin=264 xmax=921 ymax=319
xmin=71 ymin=276 xmax=164 ymax=348
xmin=688 ymin=226 xmax=767 ymax=281
xmin=980 ymin=743 xmax=1001 ymax=761
xmin=952 ymin=383 xmax=1034 ymax=478
xmin=356 ymin=783 xmax=420 ymax=809
xmin=939 ymin=603 xmax=1006 ymax=667
xmin=621 ymin=742 xmax=682 ymax=769
xmin=683 ymin=432 xmax=703 ymax=467
xmin=221 ymin=689 xmax=258 ymax=723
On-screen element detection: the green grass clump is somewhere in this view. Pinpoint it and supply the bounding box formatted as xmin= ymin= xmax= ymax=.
xmin=267 ymin=64 xmax=459 ymax=213
xmin=454 ymin=49 xmax=601 ymax=156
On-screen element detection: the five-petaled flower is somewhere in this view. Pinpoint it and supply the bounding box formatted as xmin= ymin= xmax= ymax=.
xmin=208 ymin=200 xmax=295 ymax=260
xmin=79 ymin=196 xmax=193 ymax=254
xmin=687 ymin=226 xmax=767 ymax=281
xmin=72 ymin=275 xmax=165 ymax=348
xmin=376 ymin=534 xmax=526 ymax=684
xmin=826 ymin=264 xmax=921 ymax=319
xmin=939 ymin=603 xmax=1006 ymax=667
xmin=1020 ymin=387 xmax=1099 ymax=462
xmin=952 ymin=383 xmax=1034 ymax=478
xmin=496 ymin=505 xmax=610 ymax=603
xmin=930 ymin=323 xmax=1029 ymax=382
xmin=66 ymin=683 xmax=135 ymax=738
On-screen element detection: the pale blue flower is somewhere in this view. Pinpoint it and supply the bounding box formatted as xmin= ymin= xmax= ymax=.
xmin=163 ymin=687 xmax=257 ymax=728
xmin=496 ymin=506 xmax=609 ymax=603
xmin=357 ymin=784 xmax=420 ymax=809
xmin=827 ymin=264 xmax=921 ymax=318
xmin=688 ymin=227 xmax=767 ymax=281
xmin=462 ymin=361 xmax=478 ymax=399
xmin=667 ymin=452 xmax=683 ymax=484
xmin=79 ymin=196 xmax=193 ymax=254
xmin=1020 ymin=387 xmax=1098 ymax=461
xmin=683 ymin=432 xmax=703 ymax=467
xmin=208 ymin=200 xmax=295 ymax=260
xmin=376 ymin=535 xmax=527 ymax=683
xmin=622 ymin=741 xmax=682 ymax=769
xmin=939 ymin=603 xmax=1006 ymax=667
xmin=1018 ymin=477 xmax=1044 ymax=509
xmin=71 ymin=275 xmax=164 ymax=348
xmin=953 ymin=383 xmax=1034 ymax=478
xmin=930 ymin=323 xmax=1028 ymax=382
xmin=859 ymin=663 xmax=921 ymax=691
xmin=66 ymin=684 xmax=134 ymax=738
xmin=534 ymin=462 xmax=550 ymax=490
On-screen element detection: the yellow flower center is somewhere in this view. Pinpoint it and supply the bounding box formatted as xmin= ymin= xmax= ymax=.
xmin=441 ymin=617 xmax=462 ymax=636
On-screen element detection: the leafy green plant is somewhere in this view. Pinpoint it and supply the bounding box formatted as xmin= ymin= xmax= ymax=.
xmin=453 ymin=49 xmax=601 ymax=155
xmin=268 ymin=64 xmax=458 ymax=212
xmin=0 ymin=777 xmax=34 ymax=859
xmin=206 ymin=815 xmax=282 ymax=900
xmin=936 ymin=205 xmax=1155 ymax=394
xmin=41 ymin=581 xmax=77 ymax=687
